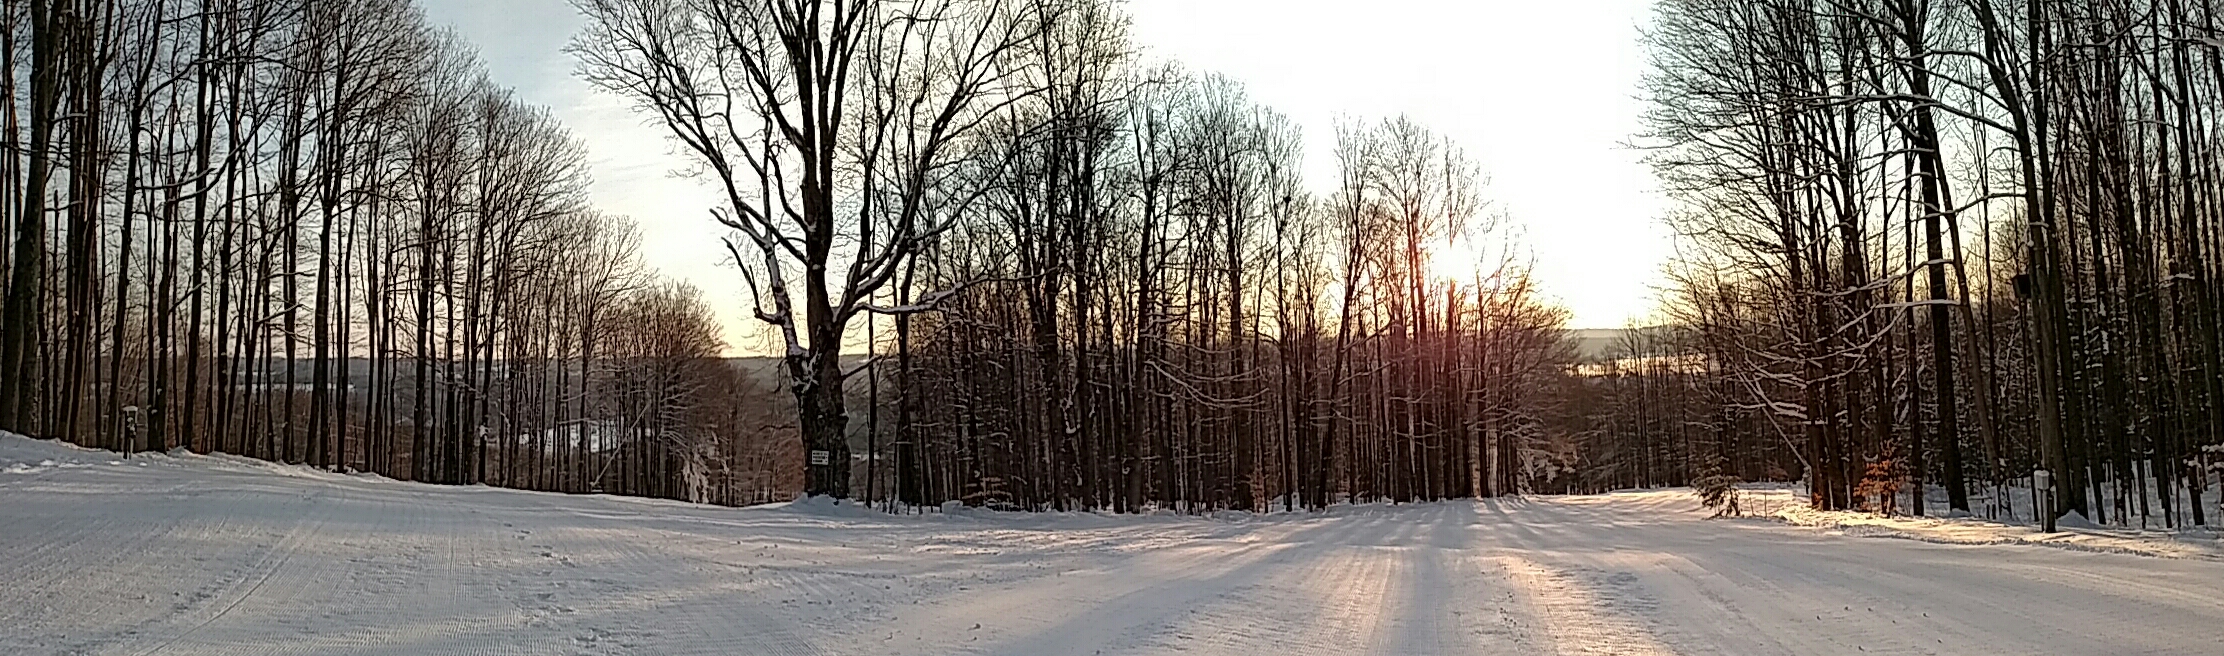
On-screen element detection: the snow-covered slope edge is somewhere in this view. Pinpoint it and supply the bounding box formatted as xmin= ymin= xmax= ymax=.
xmin=1728 ymin=487 xmax=2224 ymax=561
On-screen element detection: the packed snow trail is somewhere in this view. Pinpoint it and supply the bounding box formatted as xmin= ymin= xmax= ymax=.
xmin=4 ymin=436 xmax=2221 ymax=655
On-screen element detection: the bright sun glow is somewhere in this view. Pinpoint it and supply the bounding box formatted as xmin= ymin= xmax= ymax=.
xmin=1429 ymin=237 xmax=1482 ymax=283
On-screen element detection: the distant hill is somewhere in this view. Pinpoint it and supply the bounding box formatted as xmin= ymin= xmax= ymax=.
xmin=1566 ymin=327 xmax=1687 ymax=362
xmin=1568 ymin=329 xmax=1631 ymax=361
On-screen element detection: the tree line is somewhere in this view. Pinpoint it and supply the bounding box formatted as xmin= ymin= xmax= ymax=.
xmin=1624 ymin=0 xmax=2224 ymax=527
xmin=0 ymin=0 xmax=797 ymax=506
xmin=4 ymin=0 xmax=1588 ymax=514
xmin=887 ymin=87 xmax=1576 ymax=512
xmin=573 ymin=0 xmax=1582 ymax=511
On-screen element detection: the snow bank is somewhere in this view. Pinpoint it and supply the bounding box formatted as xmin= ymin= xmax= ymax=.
xmin=0 ymin=430 xmax=399 ymax=484
xmin=0 ymin=430 xmax=117 ymax=465
xmin=1741 ymin=487 xmax=2224 ymax=561
xmin=0 ymin=430 xmax=133 ymax=475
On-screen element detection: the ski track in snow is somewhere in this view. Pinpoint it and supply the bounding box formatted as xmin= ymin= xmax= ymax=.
xmin=3 ymin=435 xmax=2221 ymax=655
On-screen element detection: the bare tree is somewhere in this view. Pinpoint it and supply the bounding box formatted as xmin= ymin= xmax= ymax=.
xmin=574 ymin=0 xmax=1037 ymax=498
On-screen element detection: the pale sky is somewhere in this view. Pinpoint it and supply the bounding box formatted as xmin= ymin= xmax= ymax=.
xmin=421 ymin=0 xmax=1670 ymax=354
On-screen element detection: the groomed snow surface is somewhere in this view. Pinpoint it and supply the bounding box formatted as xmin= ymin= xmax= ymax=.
xmin=5 ymin=434 xmax=2222 ymax=656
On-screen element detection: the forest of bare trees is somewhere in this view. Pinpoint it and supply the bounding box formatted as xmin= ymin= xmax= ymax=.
xmin=572 ymin=0 xmax=1580 ymax=512
xmin=0 ymin=0 xmax=1576 ymax=514
xmin=0 ymin=0 xmax=797 ymax=505
xmin=15 ymin=0 xmax=2215 ymax=526
xmin=1621 ymin=0 xmax=2224 ymax=529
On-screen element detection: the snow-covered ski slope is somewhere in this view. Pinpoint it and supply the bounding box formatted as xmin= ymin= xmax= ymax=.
xmin=5 ymin=435 xmax=2221 ymax=656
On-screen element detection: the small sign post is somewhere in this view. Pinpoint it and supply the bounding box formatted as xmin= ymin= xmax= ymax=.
xmin=809 ymin=450 xmax=831 ymax=467
xmin=2034 ymin=469 xmax=2055 ymax=533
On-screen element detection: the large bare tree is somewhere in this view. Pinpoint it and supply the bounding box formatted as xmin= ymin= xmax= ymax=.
xmin=573 ymin=0 xmax=1035 ymax=497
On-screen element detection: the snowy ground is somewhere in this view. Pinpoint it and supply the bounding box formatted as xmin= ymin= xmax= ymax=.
xmin=5 ymin=435 xmax=2223 ymax=655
